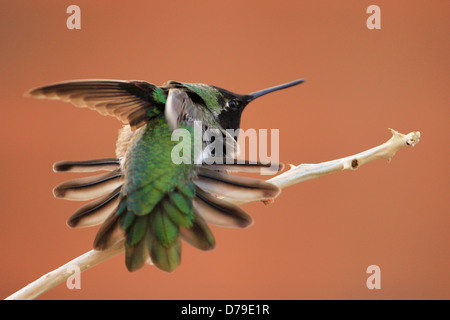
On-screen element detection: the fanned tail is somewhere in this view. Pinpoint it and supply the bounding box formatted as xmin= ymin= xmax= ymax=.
xmin=54 ymin=157 xmax=284 ymax=272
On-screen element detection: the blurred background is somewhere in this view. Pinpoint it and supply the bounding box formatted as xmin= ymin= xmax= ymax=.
xmin=0 ymin=1 xmax=448 ymax=299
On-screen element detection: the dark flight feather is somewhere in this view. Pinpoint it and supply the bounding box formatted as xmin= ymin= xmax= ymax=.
xmin=27 ymin=80 xmax=160 ymax=130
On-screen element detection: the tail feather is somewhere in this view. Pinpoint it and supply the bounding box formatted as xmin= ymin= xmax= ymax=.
xmin=194 ymin=168 xmax=281 ymax=201
xmin=125 ymin=232 xmax=151 ymax=272
xmin=179 ymin=213 xmax=215 ymax=251
xmin=150 ymin=204 xmax=180 ymax=247
xmin=53 ymin=158 xmax=120 ymax=172
xmin=53 ymin=169 xmax=123 ymax=201
xmin=202 ymin=158 xmax=285 ymax=174
xmin=194 ymin=188 xmax=253 ymax=228
xmin=93 ymin=210 xmax=125 ymax=250
xmin=67 ymin=186 xmax=121 ymax=228
xmin=149 ymin=236 xmax=182 ymax=272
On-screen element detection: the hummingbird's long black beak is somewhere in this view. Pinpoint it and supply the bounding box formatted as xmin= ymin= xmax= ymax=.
xmin=247 ymin=78 xmax=306 ymax=102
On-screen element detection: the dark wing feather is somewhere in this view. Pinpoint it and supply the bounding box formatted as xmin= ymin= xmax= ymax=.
xmin=27 ymin=80 xmax=160 ymax=130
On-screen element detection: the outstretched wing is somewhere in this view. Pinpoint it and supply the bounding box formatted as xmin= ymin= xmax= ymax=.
xmin=27 ymin=79 xmax=164 ymax=130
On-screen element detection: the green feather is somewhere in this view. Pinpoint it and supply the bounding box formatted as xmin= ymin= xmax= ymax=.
xmin=182 ymin=83 xmax=220 ymax=113
xmin=150 ymin=205 xmax=179 ymax=247
xmin=127 ymin=215 xmax=148 ymax=246
xmin=179 ymin=182 xmax=195 ymax=199
xmin=120 ymin=210 xmax=135 ymax=230
xmin=161 ymin=197 xmax=194 ymax=228
xmin=152 ymin=87 xmax=167 ymax=104
xmin=169 ymin=192 xmax=192 ymax=214
xmin=152 ymin=179 xmax=168 ymax=191
xmin=116 ymin=198 xmax=127 ymax=216
xmin=150 ymin=236 xmax=181 ymax=272
xmin=128 ymin=185 xmax=164 ymax=215
xmin=125 ymin=232 xmax=150 ymax=272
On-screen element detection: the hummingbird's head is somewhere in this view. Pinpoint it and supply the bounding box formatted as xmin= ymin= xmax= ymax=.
xmin=213 ymin=78 xmax=306 ymax=131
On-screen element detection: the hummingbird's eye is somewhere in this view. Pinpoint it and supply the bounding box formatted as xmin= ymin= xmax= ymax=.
xmin=227 ymin=100 xmax=239 ymax=111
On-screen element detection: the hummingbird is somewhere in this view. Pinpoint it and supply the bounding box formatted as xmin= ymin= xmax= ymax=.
xmin=27 ymin=78 xmax=305 ymax=272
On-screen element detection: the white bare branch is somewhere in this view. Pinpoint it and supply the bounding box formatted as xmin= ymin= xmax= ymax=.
xmin=5 ymin=244 xmax=124 ymax=300
xmin=267 ymin=129 xmax=420 ymax=189
xmin=5 ymin=128 xmax=420 ymax=300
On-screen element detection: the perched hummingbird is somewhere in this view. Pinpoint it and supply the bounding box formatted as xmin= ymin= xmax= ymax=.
xmin=27 ymin=78 xmax=305 ymax=272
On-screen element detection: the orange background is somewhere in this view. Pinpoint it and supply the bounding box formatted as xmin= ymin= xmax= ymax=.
xmin=1 ymin=1 xmax=448 ymax=300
